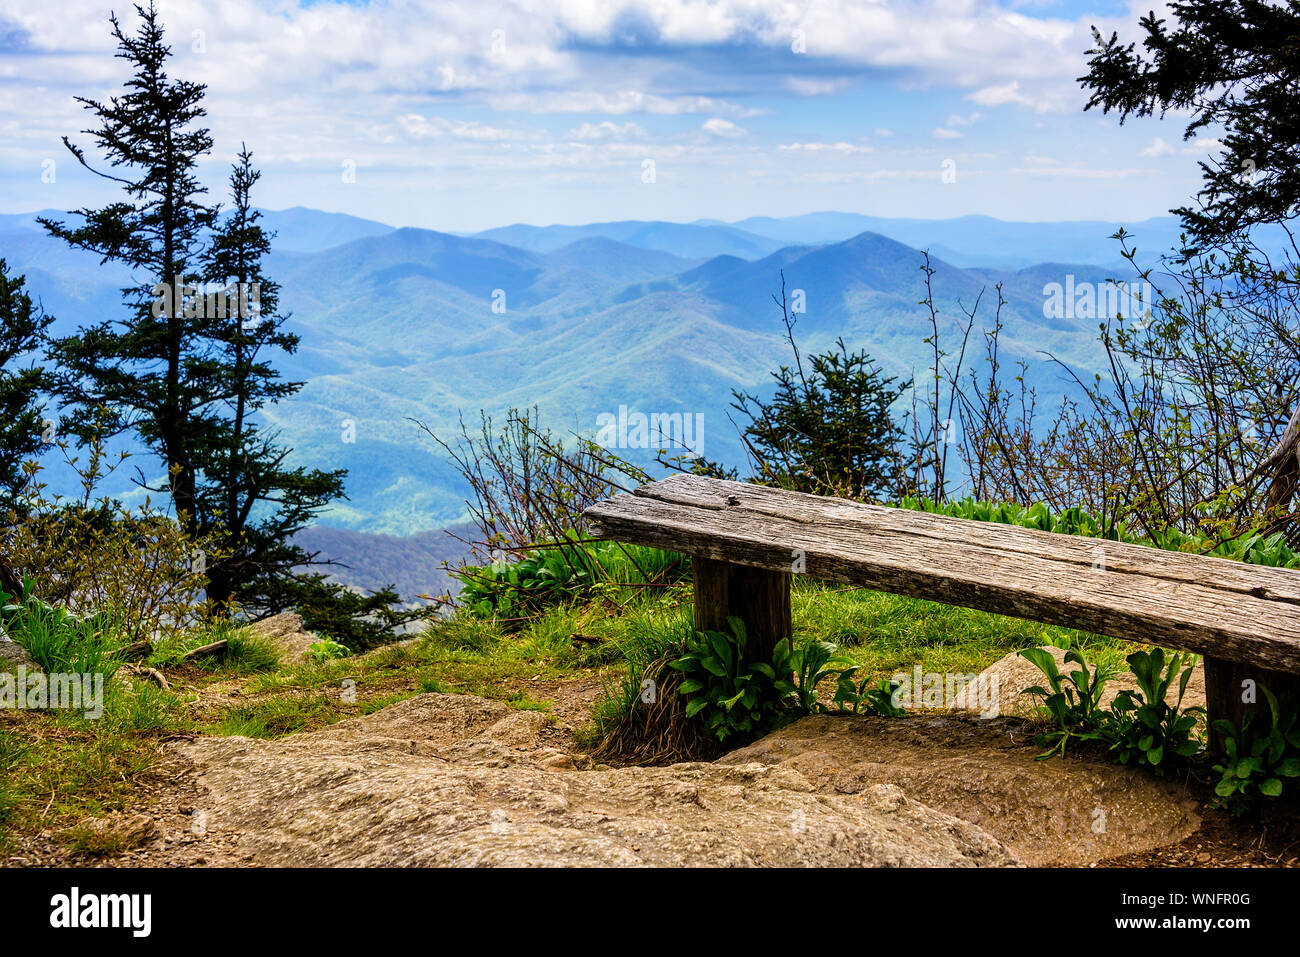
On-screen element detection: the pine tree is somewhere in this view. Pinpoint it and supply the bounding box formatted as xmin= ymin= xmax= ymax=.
xmin=39 ymin=1 xmax=217 ymax=526
xmin=196 ymin=147 xmax=348 ymax=613
xmin=0 ymin=259 xmax=54 ymax=510
xmin=40 ymin=4 xmax=424 ymax=644
xmin=1080 ymin=0 xmax=1300 ymax=246
xmin=733 ymin=337 xmax=908 ymax=501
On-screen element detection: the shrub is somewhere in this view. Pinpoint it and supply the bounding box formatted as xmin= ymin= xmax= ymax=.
xmin=454 ymin=538 xmax=686 ymax=623
xmin=1019 ymin=646 xmax=1118 ymax=759
xmin=305 ymin=638 xmax=351 ymax=663
xmin=670 ymin=617 xmax=793 ymax=743
xmin=2 ymin=434 xmax=213 ymax=643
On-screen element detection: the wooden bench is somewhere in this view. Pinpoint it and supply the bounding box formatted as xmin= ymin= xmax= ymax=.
xmin=583 ymin=473 xmax=1300 ymax=745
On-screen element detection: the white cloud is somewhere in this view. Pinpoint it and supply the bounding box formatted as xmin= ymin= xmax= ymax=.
xmin=1140 ymin=137 xmax=1176 ymax=158
xmin=486 ymin=91 xmax=762 ymax=117
xmin=932 ymin=128 xmax=963 ymax=139
xmin=702 ymin=118 xmax=746 ymax=138
xmin=967 ymin=80 xmax=1069 ymax=114
xmin=1182 ymin=137 xmax=1224 ymax=155
xmin=398 ymin=115 xmax=522 ymax=142
xmin=785 ymin=77 xmax=852 ymax=96
xmin=568 ymin=121 xmax=647 ymax=140
xmin=777 ymin=141 xmax=872 ymax=153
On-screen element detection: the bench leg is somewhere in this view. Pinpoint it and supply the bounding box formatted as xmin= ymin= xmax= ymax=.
xmin=692 ymin=556 xmax=791 ymax=665
xmin=1203 ymin=656 xmax=1300 ymax=754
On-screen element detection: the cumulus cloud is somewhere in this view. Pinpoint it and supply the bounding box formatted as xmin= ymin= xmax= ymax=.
xmin=0 ymin=0 xmax=1180 ymax=225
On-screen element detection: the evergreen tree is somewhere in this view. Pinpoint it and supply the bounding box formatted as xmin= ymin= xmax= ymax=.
xmin=196 ymin=147 xmax=348 ymax=613
xmin=0 ymin=259 xmax=54 ymax=510
xmin=1080 ymin=0 xmax=1300 ymax=245
xmin=732 ymin=337 xmax=908 ymax=501
xmin=39 ymin=1 xmax=217 ymax=525
xmin=40 ymin=4 xmax=423 ymax=644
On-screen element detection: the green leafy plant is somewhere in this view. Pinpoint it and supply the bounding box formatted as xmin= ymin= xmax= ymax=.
xmin=834 ymin=674 xmax=909 ymax=716
xmin=454 ymin=540 xmax=601 ymax=621
xmin=785 ymin=637 xmax=858 ymax=714
xmin=1212 ymin=686 xmax=1300 ymax=814
xmin=1102 ymin=649 xmax=1204 ymax=770
xmin=669 ymin=617 xmax=793 ymax=743
xmin=1019 ymin=646 xmax=1116 ymax=759
xmin=305 ymin=638 xmax=352 ymax=663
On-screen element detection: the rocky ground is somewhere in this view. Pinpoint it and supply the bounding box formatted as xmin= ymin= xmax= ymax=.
xmin=6 ymin=628 xmax=1299 ymax=868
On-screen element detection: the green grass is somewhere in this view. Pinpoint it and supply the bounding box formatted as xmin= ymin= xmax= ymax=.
xmin=149 ymin=619 xmax=282 ymax=674
xmin=792 ymin=582 xmax=1134 ymax=682
xmin=213 ymin=696 xmax=339 ymax=738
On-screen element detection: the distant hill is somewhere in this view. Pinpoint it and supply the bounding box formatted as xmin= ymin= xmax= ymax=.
xmin=1 ymin=204 xmax=1156 ymax=593
xmin=473 ymin=220 xmax=789 ymax=259
xmin=694 ymin=212 xmax=1188 ymax=269
xmin=544 ymin=237 xmax=701 ymax=281
xmin=294 ymin=524 xmax=473 ymax=602
xmin=256 ymin=207 xmax=393 ymax=253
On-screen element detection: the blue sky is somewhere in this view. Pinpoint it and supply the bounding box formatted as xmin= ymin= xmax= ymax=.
xmin=0 ymin=0 xmax=1220 ymax=232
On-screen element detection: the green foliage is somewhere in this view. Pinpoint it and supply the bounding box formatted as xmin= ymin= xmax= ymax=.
xmin=900 ymin=496 xmax=1124 ymax=539
xmin=836 ymin=675 xmax=910 ymax=717
xmin=0 ymin=259 xmax=54 ymax=511
xmin=899 ymin=495 xmax=1300 ymax=569
xmin=1103 ymin=650 xmax=1204 ymax=770
xmin=1019 ymin=646 xmax=1117 ymax=759
xmin=782 ymin=637 xmax=857 ymax=714
xmin=305 ymin=638 xmax=352 ymax=663
xmin=0 ymin=577 xmax=121 ymax=680
xmin=38 ymin=5 xmax=397 ymax=642
xmin=456 ymin=544 xmax=599 ymax=621
xmin=1080 ymin=0 xmax=1300 ymax=245
xmin=670 ymin=621 xmax=910 ymax=744
xmin=3 ymin=423 xmax=219 ymax=645
xmin=1020 ymin=644 xmax=1207 ymax=770
xmin=669 ymin=617 xmax=793 ymax=743
xmin=455 ymin=538 xmax=686 ymax=622
xmin=271 ymin=572 xmax=429 ymax=653
xmin=1212 ymin=686 xmax=1300 ymax=814
xmin=732 ymin=329 xmax=909 ymax=500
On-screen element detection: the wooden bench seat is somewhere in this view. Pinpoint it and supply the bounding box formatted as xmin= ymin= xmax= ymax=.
xmin=583 ymin=473 xmax=1300 ymax=742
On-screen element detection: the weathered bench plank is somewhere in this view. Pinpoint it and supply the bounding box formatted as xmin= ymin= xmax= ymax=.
xmin=584 ymin=474 xmax=1300 ymax=742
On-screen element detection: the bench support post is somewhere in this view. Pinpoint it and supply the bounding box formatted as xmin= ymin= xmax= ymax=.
xmin=692 ymin=556 xmax=791 ymax=665
xmin=1204 ymin=657 xmax=1300 ymax=753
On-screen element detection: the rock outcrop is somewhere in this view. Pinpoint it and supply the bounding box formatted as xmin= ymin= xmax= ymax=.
xmin=722 ymin=712 xmax=1201 ymax=866
xmin=174 ymin=693 xmax=1020 ymax=867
